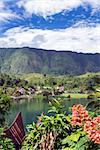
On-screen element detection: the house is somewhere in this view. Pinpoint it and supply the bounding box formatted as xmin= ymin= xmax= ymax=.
xmin=13 ymin=87 xmax=26 ymax=97
xmin=55 ymin=84 xmax=65 ymax=95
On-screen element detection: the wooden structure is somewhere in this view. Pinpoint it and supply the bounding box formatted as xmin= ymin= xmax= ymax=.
xmin=4 ymin=112 xmax=25 ymax=150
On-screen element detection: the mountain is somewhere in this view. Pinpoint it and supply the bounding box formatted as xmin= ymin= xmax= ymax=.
xmin=0 ymin=47 xmax=100 ymax=75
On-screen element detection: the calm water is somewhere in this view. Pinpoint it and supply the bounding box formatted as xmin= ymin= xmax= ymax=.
xmin=6 ymin=98 xmax=92 ymax=129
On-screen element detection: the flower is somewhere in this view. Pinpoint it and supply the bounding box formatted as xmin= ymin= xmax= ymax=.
xmin=71 ymin=104 xmax=89 ymax=126
xmin=71 ymin=104 xmax=100 ymax=144
xmin=84 ymin=118 xmax=100 ymax=144
xmin=94 ymin=116 xmax=100 ymax=128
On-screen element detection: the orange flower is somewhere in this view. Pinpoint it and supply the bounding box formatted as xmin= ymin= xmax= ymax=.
xmin=71 ymin=104 xmax=100 ymax=144
xmin=84 ymin=119 xmax=100 ymax=144
xmin=71 ymin=104 xmax=89 ymax=126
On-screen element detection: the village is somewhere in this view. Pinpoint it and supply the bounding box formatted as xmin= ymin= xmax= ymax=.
xmin=12 ymin=84 xmax=65 ymax=100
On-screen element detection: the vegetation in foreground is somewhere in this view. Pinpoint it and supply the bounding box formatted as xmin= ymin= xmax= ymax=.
xmin=0 ymin=128 xmax=14 ymax=150
xmin=21 ymin=100 xmax=100 ymax=150
xmin=0 ymin=92 xmax=15 ymax=149
xmin=0 ymin=99 xmax=99 ymax=150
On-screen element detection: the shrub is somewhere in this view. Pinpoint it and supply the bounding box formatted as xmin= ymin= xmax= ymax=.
xmin=87 ymin=94 xmax=95 ymax=99
xmin=0 ymin=92 xmax=11 ymax=126
xmin=21 ymin=101 xmax=100 ymax=150
xmin=0 ymin=128 xmax=14 ymax=150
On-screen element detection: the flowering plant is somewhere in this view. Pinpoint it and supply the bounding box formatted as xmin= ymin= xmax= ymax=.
xmin=71 ymin=104 xmax=89 ymax=126
xmin=22 ymin=101 xmax=100 ymax=150
xmin=71 ymin=104 xmax=100 ymax=145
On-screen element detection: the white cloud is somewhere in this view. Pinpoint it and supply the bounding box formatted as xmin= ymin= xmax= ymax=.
xmin=84 ymin=0 xmax=100 ymax=10
xmin=0 ymin=12 xmax=19 ymax=22
xmin=0 ymin=1 xmax=5 ymax=10
xmin=17 ymin=0 xmax=100 ymax=18
xmin=0 ymin=25 xmax=100 ymax=53
xmin=17 ymin=0 xmax=81 ymax=18
xmin=0 ymin=0 xmax=19 ymax=23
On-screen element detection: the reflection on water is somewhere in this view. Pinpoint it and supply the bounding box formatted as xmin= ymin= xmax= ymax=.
xmin=6 ymin=98 xmax=91 ymax=129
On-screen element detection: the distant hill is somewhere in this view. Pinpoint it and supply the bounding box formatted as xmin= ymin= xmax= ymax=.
xmin=0 ymin=47 xmax=100 ymax=75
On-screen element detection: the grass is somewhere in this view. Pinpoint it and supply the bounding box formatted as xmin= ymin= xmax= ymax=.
xmin=61 ymin=93 xmax=88 ymax=99
xmin=78 ymin=72 xmax=100 ymax=78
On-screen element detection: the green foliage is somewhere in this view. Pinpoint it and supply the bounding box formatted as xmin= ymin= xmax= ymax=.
xmin=86 ymin=99 xmax=100 ymax=116
xmin=62 ymin=129 xmax=90 ymax=150
xmin=87 ymin=92 xmax=100 ymax=100
xmin=22 ymin=72 xmax=100 ymax=94
xmin=0 ymin=127 xmax=14 ymax=150
xmin=87 ymin=94 xmax=96 ymax=99
xmin=0 ymin=48 xmax=100 ymax=75
xmin=0 ymin=73 xmax=29 ymax=89
xmin=48 ymin=99 xmax=64 ymax=113
xmin=21 ymin=100 xmax=100 ymax=150
xmin=22 ymin=100 xmax=71 ymax=150
xmin=0 ymin=92 xmax=11 ymax=126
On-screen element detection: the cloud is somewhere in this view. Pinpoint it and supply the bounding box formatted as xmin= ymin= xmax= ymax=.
xmin=17 ymin=0 xmax=81 ymax=18
xmin=0 ymin=12 xmax=19 ymax=23
xmin=0 ymin=1 xmax=5 ymax=10
xmin=17 ymin=0 xmax=100 ymax=18
xmin=0 ymin=25 xmax=100 ymax=53
xmin=0 ymin=0 xmax=20 ymax=23
xmin=84 ymin=0 xmax=100 ymax=11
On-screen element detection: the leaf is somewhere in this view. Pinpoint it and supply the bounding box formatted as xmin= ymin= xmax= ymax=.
xmin=53 ymin=99 xmax=60 ymax=106
xmin=75 ymin=136 xmax=88 ymax=149
xmin=62 ymin=133 xmax=80 ymax=144
xmin=77 ymin=145 xmax=86 ymax=150
xmin=66 ymin=116 xmax=71 ymax=123
xmin=69 ymin=133 xmax=80 ymax=142
xmin=62 ymin=139 xmax=75 ymax=146
xmin=63 ymin=148 xmax=74 ymax=150
xmin=80 ymin=131 xmax=86 ymax=136
xmin=42 ymin=115 xmax=51 ymax=120
xmin=48 ymin=106 xmax=58 ymax=113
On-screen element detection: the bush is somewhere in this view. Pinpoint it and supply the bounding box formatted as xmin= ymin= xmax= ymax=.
xmin=0 ymin=128 xmax=14 ymax=150
xmin=87 ymin=94 xmax=95 ymax=99
xmin=21 ymin=100 xmax=100 ymax=150
xmin=0 ymin=92 xmax=11 ymax=126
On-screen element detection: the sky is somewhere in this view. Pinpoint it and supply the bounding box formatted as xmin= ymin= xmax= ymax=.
xmin=0 ymin=0 xmax=100 ymax=53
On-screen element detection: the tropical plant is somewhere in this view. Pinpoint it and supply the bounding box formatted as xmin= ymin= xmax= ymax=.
xmin=0 ymin=91 xmax=11 ymax=126
xmin=62 ymin=104 xmax=100 ymax=150
xmin=86 ymin=99 xmax=100 ymax=116
xmin=22 ymin=100 xmax=71 ymax=150
xmin=0 ymin=127 xmax=14 ymax=150
xmin=21 ymin=100 xmax=100 ymax=150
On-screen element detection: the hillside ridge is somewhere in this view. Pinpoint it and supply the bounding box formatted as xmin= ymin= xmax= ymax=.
xmin=0 ymin=47 xmax=100 ymax=75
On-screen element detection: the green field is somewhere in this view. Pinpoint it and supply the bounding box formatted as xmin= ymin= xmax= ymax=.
xmin=61 ymin=93 xmax=88 ymax=99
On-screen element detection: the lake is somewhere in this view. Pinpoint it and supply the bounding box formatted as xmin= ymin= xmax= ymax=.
xmin=6 ymin=98 xmax=92 ymax=130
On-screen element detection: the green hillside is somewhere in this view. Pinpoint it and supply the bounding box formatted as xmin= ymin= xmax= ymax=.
xmin=0 ymin=47 xmax=100 ymax=75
